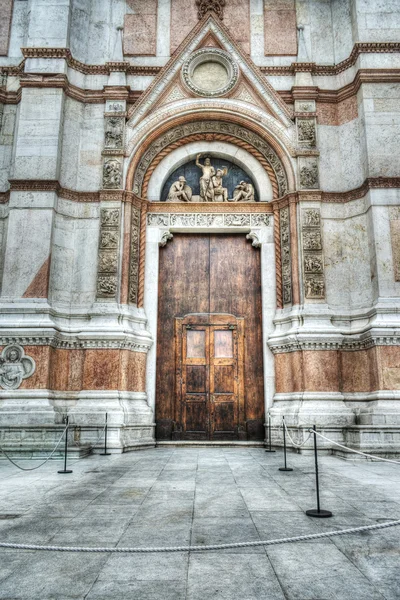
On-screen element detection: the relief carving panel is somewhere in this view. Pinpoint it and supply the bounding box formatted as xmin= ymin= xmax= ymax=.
xmin=301 ymin=208 xmax=325 ymax=300
xmin=0 ymin=345 xmax=35 ymax=390
xmin=96 ymin=207 xmax=121 ymax=300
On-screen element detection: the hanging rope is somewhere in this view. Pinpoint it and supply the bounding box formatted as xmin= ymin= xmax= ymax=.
xmin=0 ymin=424 xmax=68 ymax=471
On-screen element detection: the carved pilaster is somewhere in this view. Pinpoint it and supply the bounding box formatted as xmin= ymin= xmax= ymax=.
xmin=301 ymin=208 xmax=325 ymax=300
xmin=280 ymin=207 xmax=292 ymax=306
xmin=129 ymin=205 xmax=140 ymax=305
xmin=96 ymin=207 xmax=121 ymax=300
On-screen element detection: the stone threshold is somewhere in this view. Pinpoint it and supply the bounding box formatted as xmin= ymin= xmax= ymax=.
xmin=156 ymin=441 xmax=265 ymax=447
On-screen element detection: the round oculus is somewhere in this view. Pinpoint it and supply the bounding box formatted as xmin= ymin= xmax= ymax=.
xmin=182 ymin=49 xmax=239 ymax=97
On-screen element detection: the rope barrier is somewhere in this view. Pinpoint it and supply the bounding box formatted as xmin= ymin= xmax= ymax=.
xmin=0 ymin=519 xmax=399 ymax=553
xmin=283 ymin=420 xmax=313 ymax=448
xmin=0 ymin=425 xmax=68 ymax=471
xmin=311 ymin=430 xmax=400 ymax=466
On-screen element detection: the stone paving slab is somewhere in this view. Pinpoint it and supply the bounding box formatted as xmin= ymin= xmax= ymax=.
xmin=0 ymin=448 xmax=399 ymax=599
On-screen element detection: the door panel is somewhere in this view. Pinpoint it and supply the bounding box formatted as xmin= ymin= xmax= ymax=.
xmin=156 ymin=234 xmax=264 ymax=441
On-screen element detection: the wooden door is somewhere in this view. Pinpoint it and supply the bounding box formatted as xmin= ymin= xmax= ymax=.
xmin=156 ymin=234 xmax=264 ymax=441
xmin=176 ymin=314 xmax=244 ymax=440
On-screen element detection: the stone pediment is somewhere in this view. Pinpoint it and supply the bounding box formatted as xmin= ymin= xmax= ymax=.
xmin=127 ymin=13 xmax=292 ymax=130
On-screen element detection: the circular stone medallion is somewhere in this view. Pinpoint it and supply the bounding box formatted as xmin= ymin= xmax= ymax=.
xmin=182 ymin=49 xmax=239 ymax=97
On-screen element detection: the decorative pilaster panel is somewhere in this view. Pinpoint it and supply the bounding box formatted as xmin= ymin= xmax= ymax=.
xmin=129 ymin=205 xmax=140 ymax=305
xmin=280 ymin=207 xmax=292 ymax=306
xmin=96 ymin=207 xmax=121 ymax=300
xmin=389 ymin=207 xmax=400 ymax=281
xmin=102 ymin=100 xmax=126 ymax=191
xmin=301 ymin=208 xmax=325 ymax=300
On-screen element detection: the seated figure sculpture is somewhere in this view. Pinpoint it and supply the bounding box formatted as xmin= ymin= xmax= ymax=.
xmin=232 ymin=180 xmax=255 ymax=202
xmin=166 ymin=176 xmax=192 ymax=202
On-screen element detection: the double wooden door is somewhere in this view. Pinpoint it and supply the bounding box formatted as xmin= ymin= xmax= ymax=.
xmin=156 ymin=234 xmax=264 ymax=441
xmin=176 ymin=314 xmax=245 ymax=440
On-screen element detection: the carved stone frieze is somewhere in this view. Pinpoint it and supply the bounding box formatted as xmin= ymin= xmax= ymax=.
xmin=280 ymin=207 xmax=292 ymax=305
xmin=0 ymin=345 xmax=35 ymax=390
xmin=301 ymin=207 xmax=325 ymax=300
xmin=147 ymin=213 xmax=271 ymax=228
xmin=299 ymin=159 xmax=319 ymax=190
xmin=297 ymin=119 xmax=316 ymax=147
xmin=294 ymin=100 xmax=316 ymax=113
xmin=96 ymin=207 xmax=121 ymax=300
xmin=105 ymin=116 xmax=125 ymax=150
xmin=103 ymin=158 xmax=122 ymax=189
xmin=133 ymin=121 xmax=288 ymax=198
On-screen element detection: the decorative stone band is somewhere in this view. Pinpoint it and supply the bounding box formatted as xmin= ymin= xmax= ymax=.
xmin=0 ymin=337 xmax=151 ymax=352
xmin=268 ymin=336 xmax=400 ymax=354
xmin=147 ymin=213 xmax=271 ymax=228
xmin=2 ymin=178 xmax=399 ymax=206
xmin=8 ymin=42 xmax=395 ymax=77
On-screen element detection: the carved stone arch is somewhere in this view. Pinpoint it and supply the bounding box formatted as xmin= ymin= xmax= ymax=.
xmin=125 ymin=114 xmax=296 ymax=198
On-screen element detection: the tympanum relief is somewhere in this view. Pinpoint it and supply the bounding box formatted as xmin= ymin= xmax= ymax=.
xmin=167 ymin=177 xmax=193 ymax=202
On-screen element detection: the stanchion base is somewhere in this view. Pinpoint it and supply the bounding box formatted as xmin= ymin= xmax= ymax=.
xmin=278 ymin=467 xmax=293 ymax=471
xmin=306 ymin=509 xmax=333 ymax=518
xmin=100 ymin=453 xmax=111 ymax=456
xmin=57 ymin=470 xmax=73 ymax=474
xmin=265 ymin=449 xmax=276 ymax=453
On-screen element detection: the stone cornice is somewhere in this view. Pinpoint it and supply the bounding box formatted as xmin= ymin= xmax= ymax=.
xmin=260 ymin=42 xmax=400 ymax=76
xmin=3 ymin=177 xmax=398 ymax=206
xmin=268 ymin=335 xmax=400 ymax=354
xmin=0 ymin=335 xmax=151 ymax=352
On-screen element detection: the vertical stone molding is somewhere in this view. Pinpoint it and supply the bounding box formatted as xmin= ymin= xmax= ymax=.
xmin=280 ymin=206 xmax=292 ymax=306
xmin=301 ymin=207 xmax=325 ymax=300
xmin=129 ymin=205 xmax=141 ymax=305
xmin=96 ymin=207 xmax=121 ymax=300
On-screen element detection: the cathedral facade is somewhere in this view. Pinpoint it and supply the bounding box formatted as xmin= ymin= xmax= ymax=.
xmin=0 ymin=0 xmax=399 ymax=455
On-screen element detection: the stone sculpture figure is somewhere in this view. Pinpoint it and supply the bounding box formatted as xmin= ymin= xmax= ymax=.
xmin=167 ymin=176 xmax=193 ymax=202
xmin=232 ymin=181 xmax=255 ymax=202
xmin=0 ymin=345 xmax=35 ymax=390
xmin=196 ymin=155 xmax=228 ymax=202
xmin=210 ymin=168 xmax=228 ymax=202
xmin=196 ymin=154 xmax=216 ymax=201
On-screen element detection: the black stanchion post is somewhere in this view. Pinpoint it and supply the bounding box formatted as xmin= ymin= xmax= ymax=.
xmin=279 ymin=416 xmax=293 ymax=472
xmin=100 ymin=413 xmax=111 ymax=456
xmin=306 ymin=425 xmax=332 ymax=518
xmin=265 ymin=413 xmax=276 ymax=453
xmin=58 ymin=416 xmax=73 ymax=474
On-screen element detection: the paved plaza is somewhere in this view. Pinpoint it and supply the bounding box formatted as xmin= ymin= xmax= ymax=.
xmin=0 ymin=447 xmax=399 ymax=599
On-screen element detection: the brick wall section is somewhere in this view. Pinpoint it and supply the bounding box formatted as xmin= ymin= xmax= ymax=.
xmin=123 ymin=0 xmax=157 ymax=56
xmin=0 ymin=0 xmax=13 ymax=56
xmin=264 ymin=0 xmax=297 ymax=56
xmin=317 ymin=97 xmax=358 ymax=126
